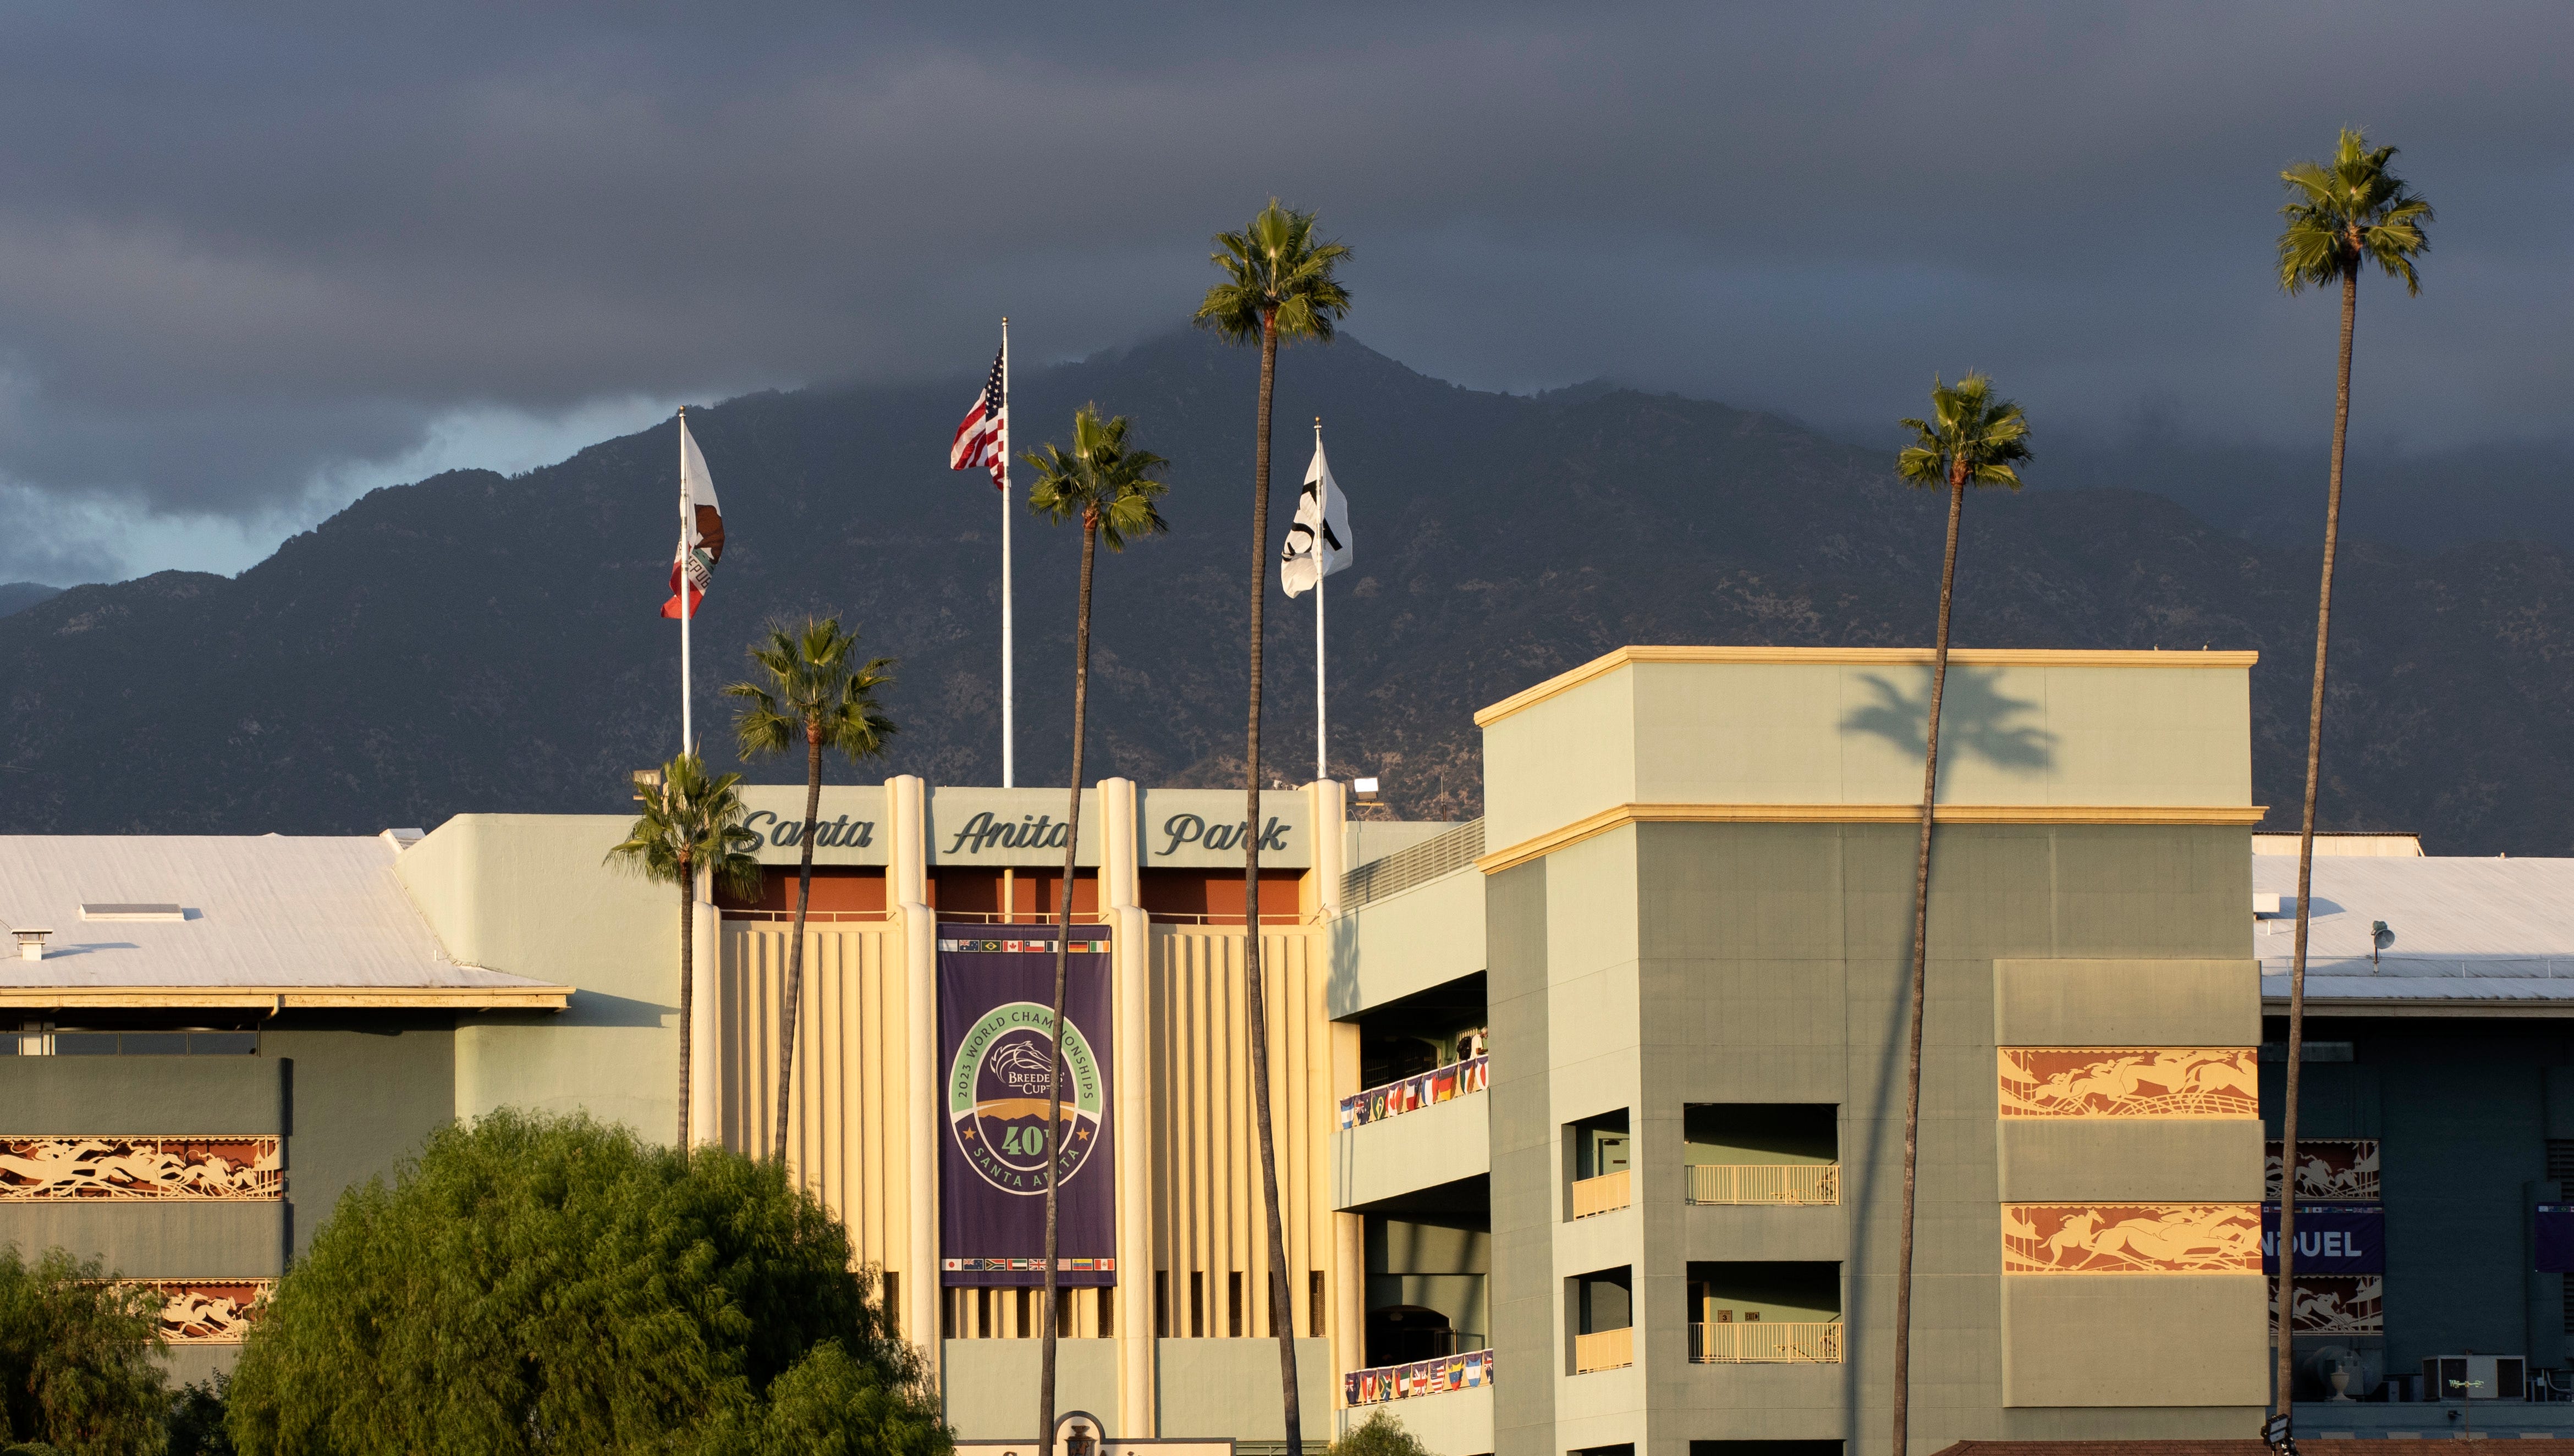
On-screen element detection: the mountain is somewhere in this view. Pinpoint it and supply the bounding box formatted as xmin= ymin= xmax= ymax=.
xmin=1 ymin=329 xmax=2570 ymax=853
xmin=0 ymin=582 xmax=62 ymax=618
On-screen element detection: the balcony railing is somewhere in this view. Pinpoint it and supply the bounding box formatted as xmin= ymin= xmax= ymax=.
xmin=1569 ymin=1169 xmax=1631 ymax=1218
xmin=1572 ymin=1326 xmax=1634 ymax=1374
xmin=1685 ymin=1163 xmax=1840 ymax=1205
xmin=1344 ymin=1348 xmax=1493 ymax=1406
xmin=1690 ymin=1321 xmax=1844 ymax=1364
xmin=1338 ymin=1054 xmax=1490 ymax=1130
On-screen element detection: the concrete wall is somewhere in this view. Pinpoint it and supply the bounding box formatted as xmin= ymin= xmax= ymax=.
xmin=1333 ymin=867 xmax=1486 ymax=1019
xmin=1153 ymin=1338 xmax=1337 ymax=1440
xmin=1479 ymin=651 xmax=2256 ymax=856
xmin=1335 ymin=1093 xmax=1491 ymax=1209
xmin=942 ymin=1338 xmax=1124 ymax=1438
xmin=397 ymin=813 xmax=682 ymax=1137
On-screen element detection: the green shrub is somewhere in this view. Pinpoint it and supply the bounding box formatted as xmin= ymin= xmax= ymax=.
xmin=1328 ymin=1410 xmax=1429 ymax=1456
xmin=0 ymin=1246 xmax=166 ymax=1456
xmin=226 ymin=1108 xmax=948 ymax=1456
xmin=164 ymin=1375 xmax=232 ymax=1456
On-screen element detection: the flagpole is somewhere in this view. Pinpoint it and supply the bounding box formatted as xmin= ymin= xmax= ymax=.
xmin=679 ymin=407 xmax=693 ymax=758
xmin=1314 ymin=417 xmax=1327 ymax=785
xmin=1000 ymin=318 xmax=1015 ymax=788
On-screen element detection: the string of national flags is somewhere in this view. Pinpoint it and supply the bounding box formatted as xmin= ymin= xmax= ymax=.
xmin=654 ymin=322 xmax=1355 ymax=777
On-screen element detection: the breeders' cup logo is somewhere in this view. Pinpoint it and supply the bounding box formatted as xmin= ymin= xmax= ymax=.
xmin=947 ymin=1001 xmax=1104 ymax=1194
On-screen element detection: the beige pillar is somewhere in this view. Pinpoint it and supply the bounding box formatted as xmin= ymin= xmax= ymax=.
xmin=1307 ymin=778 xmax=1346 ymax=922
xmin=890 ymin=774 xmax=942 ymax=1378
xmin=690 ymin=873 xmax=723 ymax=1149
xmin=1331 ymin=1019 xmax=1366 ymax=1400
xmin=1102 ymin=777 xmax=1157 ymax=1435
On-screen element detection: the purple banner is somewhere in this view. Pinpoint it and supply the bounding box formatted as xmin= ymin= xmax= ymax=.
xmin=938 ymin=925 xmax=1116 ymax=1288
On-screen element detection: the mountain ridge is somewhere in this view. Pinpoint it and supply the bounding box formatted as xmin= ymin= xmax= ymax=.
xmin=1 ymin=329 xmax=2568 ymax=854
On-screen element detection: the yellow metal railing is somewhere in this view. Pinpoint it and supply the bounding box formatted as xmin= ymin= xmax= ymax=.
xmin=1685 ymin=1163 xmax=1839 ymax=1205
xmin=1569 ymin=1169 xmax=1631 ymax=1218
xmin=1690 ymin=1321 xmax=1843 ymax=1364
xmin=1573 ymin=1326 xmax=1633 ymax=1374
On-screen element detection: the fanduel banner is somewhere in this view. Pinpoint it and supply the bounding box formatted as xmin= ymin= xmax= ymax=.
xmin=2260 ymin=1203 xmax=2385 ymax=1275
xmin=938 ymin=925 xmax=1116 ymax=1288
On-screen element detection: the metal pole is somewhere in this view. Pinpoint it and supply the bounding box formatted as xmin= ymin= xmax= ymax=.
xmin=679 ymin=407 xmax=692 ymax=757
xmin=1001 ymin=318 xmax=1015 ymax=788
xmin=1314 ymin=418 xmax=1327 ymax=784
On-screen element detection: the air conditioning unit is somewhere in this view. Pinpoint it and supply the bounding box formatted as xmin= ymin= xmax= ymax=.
xmin=2424 ymin=1354 xmax=2525 ymax=1400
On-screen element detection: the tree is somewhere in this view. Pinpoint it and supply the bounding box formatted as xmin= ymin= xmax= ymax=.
xmin=0 ymin=1247 xmax=166 ymax=1456
xmin=1888 ymin=373 xmax=2031 ymax=1455
xmin=1021 ymin=406 xmax=1170 ymax=1454
xmin=1329 ymin=1411 xmax=1429 ymax=1456
xmin=1193 ymin=200 xmax=1351 ymax=1455
xmin=727 ymin=619 xmax=899 ymax=1165
xmin=2270 ymin=128 xmax=2431 ymax=1414
xmin=608 ymin=753 xmax=765 ymax=1148
xmin=226 ymin=1109 xmax=951 ymax=1456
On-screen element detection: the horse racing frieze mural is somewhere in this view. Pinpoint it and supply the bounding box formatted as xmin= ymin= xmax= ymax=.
xmin=2003 ymin=1203 xmax=2263 ymax=1274
xmin=0 ymin=1137 xmax=282 ymax=1199
xmin=1997 ymin=1048 xmax=2258 ymax=1118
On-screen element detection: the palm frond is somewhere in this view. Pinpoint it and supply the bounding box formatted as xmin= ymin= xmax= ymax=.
xmin=723 ymin=618 xmax=899 ymax=769
xmin=1024 ymin=405 xmax=1175 ymax=553
xmin=1894 ymin=374 xmax=2033 ymax=492
xmin=2276 ymin=128 xmax=2433 ymax=296
xmin=606 ymin=752 xmax=763 ymax=896
xmin=1194 ymin=198 xmax=1353 ymax=346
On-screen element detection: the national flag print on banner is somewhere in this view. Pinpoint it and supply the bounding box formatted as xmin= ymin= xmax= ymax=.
xmin=949 ymin=346 xmax=1007 ymax=489
xmin=1281 ymin=433 xmax=1351 ymax=597
xmin=659 ymin=415 xmax=724 ymax=619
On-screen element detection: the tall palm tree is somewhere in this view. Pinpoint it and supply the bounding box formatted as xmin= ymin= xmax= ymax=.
xmin=725 ymin=619 xmax=899 ymax=1165
xmin=607 ymin=753 xmax=763 ymax=1149
xmin=1024 ymin=406 xmax=1170 ymax=1456
xmin=1194 ymin=201 xmax=1350 ymax=1455
xmin=1888 ymin=374 xmax=2031 ymax=1456
xmin=2270 ymin=129 xmax=2430 ymax=1416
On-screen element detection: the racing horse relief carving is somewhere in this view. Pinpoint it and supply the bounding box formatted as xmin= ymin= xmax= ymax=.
xmin=0 ymin=1137 xmax=282 ymax=1199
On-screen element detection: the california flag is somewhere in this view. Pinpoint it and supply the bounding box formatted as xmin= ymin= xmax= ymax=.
xmin=660 ymin=414 xmax=725 ymax=619
xmin=1281 ymin=432 xmax=1351 ymax=597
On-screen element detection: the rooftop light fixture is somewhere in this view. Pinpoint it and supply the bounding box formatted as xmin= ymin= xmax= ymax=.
xmin=632 ymin=769 xmax=664 ymax=800
xmin=1353 ymin=776 xmax=1381 ymax=804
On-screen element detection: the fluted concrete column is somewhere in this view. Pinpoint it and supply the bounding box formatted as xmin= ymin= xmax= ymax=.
xmin=889 ymin=774 xmax=941 ymax=1378
xmin=1102 ymin=777 xmax=1157 ymax=1435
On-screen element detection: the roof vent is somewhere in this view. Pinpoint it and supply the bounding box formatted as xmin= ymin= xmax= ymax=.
xmin=81 ymin=903 xmax=186 ymax=922
xmin=12 ymin=928 xmax=50 ymax=961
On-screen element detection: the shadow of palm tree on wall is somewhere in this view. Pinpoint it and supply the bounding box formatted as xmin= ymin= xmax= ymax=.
xmin=1839 ymin=666 xmax=2058 ymax=776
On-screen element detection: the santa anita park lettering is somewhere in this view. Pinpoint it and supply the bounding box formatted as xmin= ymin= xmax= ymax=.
xmin=725 ymin=784 xmax=1310 ymax=868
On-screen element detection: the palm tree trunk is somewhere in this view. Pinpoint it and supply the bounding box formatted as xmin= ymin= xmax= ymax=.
xmin=1242 ymin=313 xmax=1304 ymax=1454
xmin=1040 ymin=519 xmax=1100 ymax=1456
xmin=678 ymin=868 xmax=696 ymax=1151
xmin=775 ymin=733 xmax=822 ymax=1164
xmin=2275 ymin=262 xmax=2358 ymax=1416
xmin=1890 ymin=472 xmax=1966 ymax=1456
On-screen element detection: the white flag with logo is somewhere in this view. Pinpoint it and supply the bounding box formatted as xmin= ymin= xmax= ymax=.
xmin=1281 ymin=435 xmax=1351 ymax=597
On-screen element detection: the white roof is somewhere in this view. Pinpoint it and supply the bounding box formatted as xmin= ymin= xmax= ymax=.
xmin=0 ymin=835 xmax=563 ymax=1003
xmin=2252 ymin=854 xmax=2574 ymax=1009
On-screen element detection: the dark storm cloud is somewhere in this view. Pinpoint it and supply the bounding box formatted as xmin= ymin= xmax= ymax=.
xmin=0 ymin=2 xmax=2565 ymax=573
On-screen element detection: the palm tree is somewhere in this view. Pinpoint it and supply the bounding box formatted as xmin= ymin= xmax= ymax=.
xmin=2270 ymin=129 xmax=2431 ymax=1416
xmin=1888 ymin=374 xmax=2031 ymax=1456
xmin=607 ymin=753 xmax=763 ymax=1149
xmin=1194 ymin=200 xmax=1350 ymax=1455
xmin=1022 ymin=406 xmax=1170 ymax=1456
xmin=725 ymin=619 xmax=899 ymax=1165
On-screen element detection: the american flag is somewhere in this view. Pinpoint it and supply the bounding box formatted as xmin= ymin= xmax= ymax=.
xmin=948 ymin=346 xmax=1007 ymax=489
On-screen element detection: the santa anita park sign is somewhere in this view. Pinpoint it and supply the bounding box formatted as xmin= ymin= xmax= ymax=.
xmin=728 ymin=785 xmax=1314 ymax=871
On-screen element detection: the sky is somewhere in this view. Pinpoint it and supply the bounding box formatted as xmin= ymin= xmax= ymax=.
xmin=1 ymin=2 xmax=2567 ymax=584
